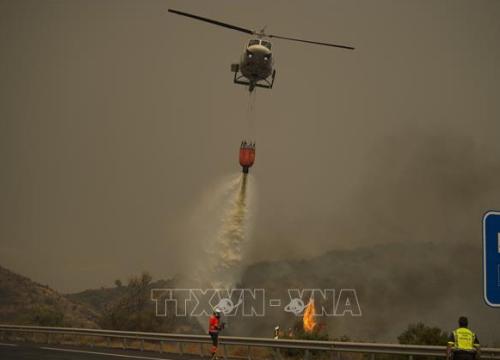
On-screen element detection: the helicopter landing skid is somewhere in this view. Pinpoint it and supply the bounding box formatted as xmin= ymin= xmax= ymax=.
xmin=231 ymin=66 xmax=276 ymax=92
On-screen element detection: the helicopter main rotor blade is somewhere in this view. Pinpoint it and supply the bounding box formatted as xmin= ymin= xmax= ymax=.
xmin=168 ymin=9 xmax=254 ymax=35
xmin=268 ymin=34 xmax=354 ymax=50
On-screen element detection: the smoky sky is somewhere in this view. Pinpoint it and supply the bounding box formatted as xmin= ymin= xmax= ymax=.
xmin=1 ymin=0 xmax=500 ymax=294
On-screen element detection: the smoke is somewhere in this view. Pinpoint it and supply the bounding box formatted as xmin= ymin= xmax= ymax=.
xmin=230 ymin=126 xmax=500 ymax=343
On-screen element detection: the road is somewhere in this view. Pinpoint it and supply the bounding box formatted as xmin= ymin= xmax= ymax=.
xmin=0 ymin=342 xmax=202 ymax=360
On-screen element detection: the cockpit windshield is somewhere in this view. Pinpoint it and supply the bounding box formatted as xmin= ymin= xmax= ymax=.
xmin=248 ymin=39 xmax=260 ymax=46
xmin=261 ymin=40 xmax=272 ymax=50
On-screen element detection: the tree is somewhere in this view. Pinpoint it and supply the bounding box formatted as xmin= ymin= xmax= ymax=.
xmin=114 ymin=279 xmax=123 ymax=288
xmin=99 ymin=272 xmax=202 ymax=334
xmin=280 ymin=319 xmax=329 ymax=358
xmin=27 ymin=305 xmax=64 ymax=326
xmin=99 ymin=272 xmax=162 ymax=332
xmin=398 ymin=322 xmax=448 ymax=346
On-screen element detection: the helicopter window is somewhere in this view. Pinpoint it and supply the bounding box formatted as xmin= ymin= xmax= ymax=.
xmin=261 ymin=41 xmax=272 ymax=50
xmin=248 ymin=39 xmax=260 ymax=46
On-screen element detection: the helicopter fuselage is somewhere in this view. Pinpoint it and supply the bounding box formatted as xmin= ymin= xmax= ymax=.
xmin=239 ymin=43 xmax=274 ymax=83
xmin=231 ymin=39 xmax=276 ymax=91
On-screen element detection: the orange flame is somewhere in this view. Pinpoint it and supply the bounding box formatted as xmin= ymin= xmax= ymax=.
xmin=303 ymin=298 xmax=317 ymax=333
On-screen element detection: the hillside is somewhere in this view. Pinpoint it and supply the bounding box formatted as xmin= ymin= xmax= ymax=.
xmin=67 ymin=275 xmax=202 ymax=334
xmin=6 ymin=241 xmax=497 ymax=344
xmin=64 ymin=242 xmax=500 ymax=344
xmin=0 ymin=265 xmax=98 ymax=328
xmin=230 ymin=242 xmax=500 ymax=345
xmin=67 ymin=278 xmax=175 ymax=315
xmin=66 ymin=285 xmax=128 ymax=315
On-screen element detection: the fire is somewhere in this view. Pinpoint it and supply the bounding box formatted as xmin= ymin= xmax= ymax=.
xmin=303 ymin=298 xmax=317 ymax=332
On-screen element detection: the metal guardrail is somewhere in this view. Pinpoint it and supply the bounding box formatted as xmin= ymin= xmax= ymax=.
xmin=1 ymin=324 xmax=499 ymax=360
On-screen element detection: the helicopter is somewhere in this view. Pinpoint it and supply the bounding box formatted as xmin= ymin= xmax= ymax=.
xmin=168 ymin=9 xmax=354 ymax=92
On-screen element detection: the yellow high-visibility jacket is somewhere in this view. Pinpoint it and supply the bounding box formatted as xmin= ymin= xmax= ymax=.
xmin=448 ymin=327 xmax=480 ymax=351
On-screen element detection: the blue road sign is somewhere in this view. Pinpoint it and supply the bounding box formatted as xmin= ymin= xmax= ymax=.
xmin=483 ymin=211 xmax=500 ymax=307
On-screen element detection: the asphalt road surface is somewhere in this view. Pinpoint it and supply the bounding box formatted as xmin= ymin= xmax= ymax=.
xmin=0 ymin=342 xmax=203 ymax=360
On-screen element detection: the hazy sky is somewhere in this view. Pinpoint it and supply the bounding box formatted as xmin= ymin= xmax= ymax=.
xmin=1 ymin=0 xmax=500 ymax=293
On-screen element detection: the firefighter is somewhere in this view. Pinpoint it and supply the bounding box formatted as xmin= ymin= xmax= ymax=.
xmin=209 ymin=308 xmax=224 ymax=359
xmin=273 ymin=325 xmax=280 ymax=339
xmin=447 ymin=316 xmax=480 ymax=360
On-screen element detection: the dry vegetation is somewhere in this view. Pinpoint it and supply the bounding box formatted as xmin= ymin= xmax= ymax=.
xmin=0 ymin=265 xmax=98 ymax=328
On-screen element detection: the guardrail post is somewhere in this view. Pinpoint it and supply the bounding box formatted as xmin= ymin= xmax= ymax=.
xmin=370 ymin=354 xmax=375 ymax=360
xmin=304 ymin=349 xmax=311 ymax=360
xmin=248 ymin=345 xmax=252 ymax=360
xmin=273 ymin=347 xmax=282 ymax=360
xmin=140 ymin=339 xmax=144 ymax=352
xmin=107 ymin=337 xmax=111 ymax=348
xmin=122 ymin=338 xmax=126 ymax=350
xmin=160 ymin=340 xmax=164 ymax=353
xmin=223 ymin=344 xmax=228 ymax=360
xmin=200 ymin=343 xmax=204 ymax=357
xmin=47 ymin=333 xmax=50 ymax=344
xmin=179 ymin=342 xmax=184 ymax=355
xmin=409 ymin=355 xmax=414 ymax=360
